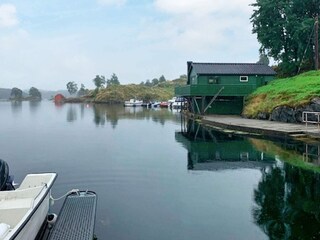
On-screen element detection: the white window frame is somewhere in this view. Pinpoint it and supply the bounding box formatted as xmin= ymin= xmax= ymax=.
xmin=240 ymin=76 xmax=248 ymax=82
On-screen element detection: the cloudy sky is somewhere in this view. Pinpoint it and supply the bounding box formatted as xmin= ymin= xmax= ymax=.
xmin=0 ymin=0 xmax=259 ymax=90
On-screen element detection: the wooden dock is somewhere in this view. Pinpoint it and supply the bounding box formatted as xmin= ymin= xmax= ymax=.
xmin=201 ymin=115 xmax=320 ymax=139
xmin=47 ymin=191 xmax=97 ymax=240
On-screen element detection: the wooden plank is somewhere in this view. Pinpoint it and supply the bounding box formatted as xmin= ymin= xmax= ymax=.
xmin=201 ymin=115 xmax=320 ymax=139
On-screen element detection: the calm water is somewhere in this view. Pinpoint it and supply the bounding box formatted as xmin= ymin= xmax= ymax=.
xmin=0 ymin=101 xmax=319 ymax=240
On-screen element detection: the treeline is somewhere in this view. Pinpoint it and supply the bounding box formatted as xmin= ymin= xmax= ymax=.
xmin=139 ymin=74 xmax=187 ymax=87
xmin=10 ymin=87 xmax=42 ymax=100
xmin=65 ymin=73 xmax=187 ymax=99
xmin=251 ymin=0 xmax=320 ymax=77
xmin=66 ymin=73 xmax=120 ymax=97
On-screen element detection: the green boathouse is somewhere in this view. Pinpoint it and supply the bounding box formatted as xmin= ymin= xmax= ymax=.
xmin=175 ymin=61 xmax=276 ymax=115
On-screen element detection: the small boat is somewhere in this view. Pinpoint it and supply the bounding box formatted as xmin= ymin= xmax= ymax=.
xmin=152 ymin=102 xmax=160 ymax=108
xmin=0 ymin=172 xmax=57 ymax=240
xmin=171 ymin=97 xmax=186 ymax=109
xmin=160 ymin=102 xmax=169 ymax=108
xmin=124 ymin=99 xmax=143 ymax=107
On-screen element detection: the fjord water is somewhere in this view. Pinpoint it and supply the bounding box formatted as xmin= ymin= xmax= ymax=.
xmin=0 ymin=101 xmax=319 ymax=240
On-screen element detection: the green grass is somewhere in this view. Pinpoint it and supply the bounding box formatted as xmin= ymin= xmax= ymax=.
xmin=243 ymin=70 xmax=320 ymax=117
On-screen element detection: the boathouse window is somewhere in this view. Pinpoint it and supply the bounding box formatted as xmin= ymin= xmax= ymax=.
xmin=240 ymin=76 xmax=248 ymax=82
xmin=208 ymin=77 xmax=219 ymax=84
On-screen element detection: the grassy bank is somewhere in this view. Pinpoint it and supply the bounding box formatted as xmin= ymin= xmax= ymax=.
xmin=243 ymin=71 xmax=320 ymax=118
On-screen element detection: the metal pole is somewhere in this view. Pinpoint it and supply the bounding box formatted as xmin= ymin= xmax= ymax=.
xmin=315 ymin=14 xmax=319 ymax=70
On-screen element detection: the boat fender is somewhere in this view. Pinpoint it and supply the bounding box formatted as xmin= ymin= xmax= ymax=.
xmin=0 ymin=223 xmax=10 ymax=239
xmin=47 ymin=213 xmax=58 ymax=227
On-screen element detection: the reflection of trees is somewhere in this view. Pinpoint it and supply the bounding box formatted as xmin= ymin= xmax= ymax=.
xmin=253 ymin=164 xmax=320 ymax=240
xmin=11 ymin=101 xmax=22 ymax=113
xmin=91 ymin=104 xmax=179 ymax=128
xmin=29 ymin=100 xmax=41 ymax=112
xmin=105 ymin=105 xmax=119 ymax=129
xmin=67 ymin=105 xmax=77 ymax=122
xmin=93 ymin=105 xmax=106 ymax=126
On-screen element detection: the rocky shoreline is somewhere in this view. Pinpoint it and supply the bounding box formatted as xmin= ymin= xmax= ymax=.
xmin=248 ymin=98 xmax=320 ymax=123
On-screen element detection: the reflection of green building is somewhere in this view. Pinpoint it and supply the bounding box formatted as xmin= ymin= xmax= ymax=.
xmin=176 ymin=121 xmax=275 ymax=171
xmin=175 ymin=62 xmax=276 ymax=115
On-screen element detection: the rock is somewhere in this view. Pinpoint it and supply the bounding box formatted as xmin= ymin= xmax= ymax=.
xmin=255 ymin=98 xmax=320 ymax=123
xmin=271 ymin=106 xmax=296 ymax=123
xmin=311 ymin=97 xmax=320 ymax=105
xmin=270 ymin=107 xmax=281 ymax=121
xmin=257 ymin=112 xmax=269 ymax=120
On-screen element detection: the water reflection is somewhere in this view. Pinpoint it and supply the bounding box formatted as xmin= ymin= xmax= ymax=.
xmin=176 ymin=120 xmax=275 ymax=171
xmin=29 ymin=100 xmax=41 ymax=113
xmin=93 ymin=105 xmax=106 ymax=126
xmin=176 ymin=120 xmax=320 ymax=240
xmin=253 ymin=164 xmax=320 ymax=239
xmin=249 ymin=138 xmax=320 ymax=169
xmin=10 ymin=101 xmax=22 ymax=114
xmin=67 ymin=104 xmax=77 ymax=122
xmin=91 ymin=104 xmax=180 ymax=128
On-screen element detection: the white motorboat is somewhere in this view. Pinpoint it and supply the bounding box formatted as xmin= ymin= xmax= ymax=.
xmin=124 ymin=99 xmax=143 ymax=107
xmin=0 ymin=173 xmax=57 ymax=240
xmin=171 ymin=97 xmax=186 ymax=109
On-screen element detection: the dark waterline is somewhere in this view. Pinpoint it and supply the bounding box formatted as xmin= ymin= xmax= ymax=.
xmin=0 ymin=101 xmax=319 ymax=240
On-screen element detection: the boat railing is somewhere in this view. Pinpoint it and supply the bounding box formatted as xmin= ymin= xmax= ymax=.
xmin=302 ymin=111 xmax=320 ymax=129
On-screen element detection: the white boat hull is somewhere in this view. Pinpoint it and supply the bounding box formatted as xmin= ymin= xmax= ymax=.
xmin=124 ymin=99 xmax=143 ymax=107
xmin=13 ymin=191 xmax=50 ymax=240
xmin=0 ymin=173 xmax=57 ymax=240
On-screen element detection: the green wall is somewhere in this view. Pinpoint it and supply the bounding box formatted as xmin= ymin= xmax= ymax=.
xmin=193 ymin=97 xmax=244 ymax=115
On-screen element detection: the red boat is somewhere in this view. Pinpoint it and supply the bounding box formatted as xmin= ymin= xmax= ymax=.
xmin=160 ymin=102 xmax=169 ymax=108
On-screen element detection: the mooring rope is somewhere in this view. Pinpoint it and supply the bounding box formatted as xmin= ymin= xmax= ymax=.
xmin=50 ymin=189 xmax=80 ymax=201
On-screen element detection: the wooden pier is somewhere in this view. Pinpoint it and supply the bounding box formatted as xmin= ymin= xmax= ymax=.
xmin=200 ymin=115 xmax=320 ymax=139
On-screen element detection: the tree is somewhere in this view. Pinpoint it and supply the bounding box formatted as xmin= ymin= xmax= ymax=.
xmin=77 ymin=84 xmax=88 ymax=96
xmin=250 ymin=0 xmax=320 ymax=76
xmin=257 ymin=53 xmax=270 ymax=66
xmin=106 ymin=73 xmax=120 ymax=87
xmin=29 ymin=87 xmax=42 ymax=99
xmin=145 ymin=79 xmax=152 ymax=87
xmin=66 ymin=81 xmax=78 ymax=95
xmin=151 ymin=78 xmax=159 ymax=86
xmin=93 ymin=75 xmax=106 ymax=89
xmin=10 ymin=87 xmax=23 ymax=99
xmin=159 ymin=75 xmax=166 ymax=83
xmin=180 ymin=74 xmax=187 ymax=80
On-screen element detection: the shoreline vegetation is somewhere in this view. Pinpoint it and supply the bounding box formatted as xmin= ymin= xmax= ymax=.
xmin=243 ymin=70 xmax=320 ymax=121
xmin=64 ymin=77 xmax=187 ymax=104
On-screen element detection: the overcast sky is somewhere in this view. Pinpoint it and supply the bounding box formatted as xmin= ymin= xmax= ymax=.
xmin=0 ymin=0 xmax=259 ymax=90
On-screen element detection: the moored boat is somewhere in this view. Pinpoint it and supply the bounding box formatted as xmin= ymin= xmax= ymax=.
xmin=124 ymin=99 xmax=143 ymax=107
xmin=160 ymin=102 xmax=169 ymax=108
xmin=0 ymin=172 xmax=57 ymax=240
xmin=171 ymin=97 xmax=186 ymax=109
